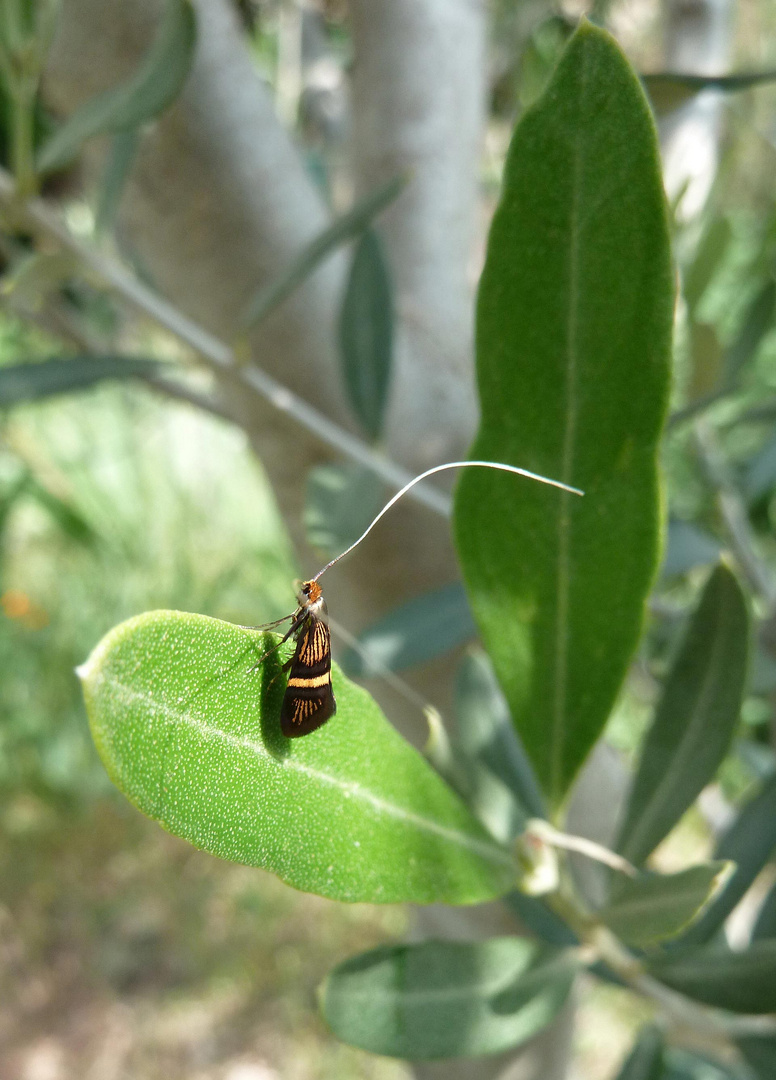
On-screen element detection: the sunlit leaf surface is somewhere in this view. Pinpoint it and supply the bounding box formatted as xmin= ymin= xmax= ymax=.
xmin=80 ymin=611 xmax=515 ymax=905
xmin=455 ymin=22 xmax=673 ymax=810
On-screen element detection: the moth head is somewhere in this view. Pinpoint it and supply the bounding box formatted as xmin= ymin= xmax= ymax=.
xmin=296 ymin=579 xmax=324 ymax=612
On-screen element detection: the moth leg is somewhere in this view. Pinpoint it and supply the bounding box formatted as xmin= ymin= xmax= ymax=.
xmin=247 ymin=610 xmax=303 ymax=673
xmin=235 ymin=613 xmax=293 ymax=632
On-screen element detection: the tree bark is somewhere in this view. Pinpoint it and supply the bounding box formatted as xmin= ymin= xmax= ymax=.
xmin=350 ymin=0 xmax=481 ymax=468
xmin=660 ymin=0 xmax=734 ymax=220
xmin=41 ymin=4 xmax=590 ymax=1077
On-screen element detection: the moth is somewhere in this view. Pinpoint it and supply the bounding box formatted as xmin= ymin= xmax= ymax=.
xmin=258 ymin=459 xmax=582 ymax=738
xmin=276 ymin=579 xmax=335 ymax=738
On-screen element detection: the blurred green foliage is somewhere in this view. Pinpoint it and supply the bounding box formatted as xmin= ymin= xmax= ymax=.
xmin=0 ymin=316 xmax=296 ymax=811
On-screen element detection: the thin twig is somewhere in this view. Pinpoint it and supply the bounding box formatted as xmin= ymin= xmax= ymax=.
xmin=667 ymin=387 xmax=731 ymax=430
xmin=694 ymin=418 xmax=776 ymax=608
xmin=141 ymin=373 xmax=237 ymax=424
xmin=550 ymin=890 xmax=776 ymax=1044
xmin=526 ymin=819 xmax=637 ymax=877
xmin=0 ymin=166 xmax=450 ymax=517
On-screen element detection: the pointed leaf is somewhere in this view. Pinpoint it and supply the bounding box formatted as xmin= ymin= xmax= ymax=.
xmin=649 ymin=941 xmax=776 ymax=1014
xmin=680 ymin=773 xmax=776 ymax=946
xmin=238 ymin=175 xmax=406 ymax=331
xmin=0 ymin=356 xmax=163 ymax=405
xmin=613 ymin=1025 xmax=664 ymax=1080
xmin=341 ymin=583 xmax=476 ymax=677
xmin=504 ymin=890 xmax=579 ymax=947
xmin=663 ymin=1049 xmax=742 ymax=1080
xmin=601 ymin=863 xmax=734 ymax=947
xmin=424 ymin=703 xmax=528 ymax=846
xmin=454 ymin=22 xmax=673 ymax=809
xmin=25 ymin=476 xmax=98 ymax=547
xmin=95 ymin=129 xmax=140 ymax=234
xmin=455 ymin=650 xmax=546 ymax=818
xmin=617 ymin=564 xmax=749 ymax=866
xmin=79 ymin=611 xmax=514 ymax=905
xmin=37 ymin=0 xmax=196 ymax=172
xmin=320 ymin=937 xmax=576 ymax=1060
xmin=339 ymin=228 xmax=393 ymax=440
xmin=642 ymin=71 xmax=776 ymax=116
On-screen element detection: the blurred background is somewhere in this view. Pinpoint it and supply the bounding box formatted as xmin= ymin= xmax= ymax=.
xmin=3 ymin=0 xmax=776 ymax=1078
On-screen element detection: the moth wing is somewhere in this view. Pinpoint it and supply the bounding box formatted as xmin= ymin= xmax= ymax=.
xmin=280 ymin=685 xmax=336 ymax=738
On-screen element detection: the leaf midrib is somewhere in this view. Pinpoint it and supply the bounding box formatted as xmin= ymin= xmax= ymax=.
xmin=329 ymin=955 xmax=571 ymax=1006
xmin=605 ymin=883 xmax=715 ymax=922
xmin=93 ymin=672 xmax=513 ymax=869
xmin=550 ymin=48 xmax=588 ymax=807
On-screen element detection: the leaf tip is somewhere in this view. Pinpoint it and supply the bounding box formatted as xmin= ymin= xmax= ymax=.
xmin=710 ymin=859 xmax=737 ymax=896
xmin=75 ymin=640 xmax=105 ymax=686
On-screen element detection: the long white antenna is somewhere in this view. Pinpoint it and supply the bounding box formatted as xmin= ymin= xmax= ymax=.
xmin=312 ymin=460 xmax=583 ymax=581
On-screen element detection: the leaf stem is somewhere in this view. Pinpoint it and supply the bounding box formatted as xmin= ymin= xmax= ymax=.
xmin=10 ymin=73 xmax=38 ymax=198
xmin=545 ymin=865 xmax=776 ymax=1044
xmin=694 ymin=418 xmax=776 ymax=609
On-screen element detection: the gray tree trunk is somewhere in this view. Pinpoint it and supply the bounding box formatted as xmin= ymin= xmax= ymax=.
xmin=43 ymin=0 xmax=482 ymax=733
xmin=40 ymin=3 xmax=637 ymax=1078
xmin=660 ymin=0 xmax=734 ymax=219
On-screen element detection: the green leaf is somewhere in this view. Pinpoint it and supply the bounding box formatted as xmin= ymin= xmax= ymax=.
xmin=95 ymin=129 xmax=140 ymax=235
xmin=503 ymin=890 xmax=579 ymax=947
xmin=455 ymin=650 xmax=546 ymax=819
xmin=679 ymin=773 xmax=776 ymax=946
xmin=0 ymin=356 xmax=163 ymax=405
xmin=319 ymin=937 xmax=576 ymax=1060
xmin=753 ymin=878 xmax=776 ymax=940
xmin=649 ymin=940 xmax=776 ymax=1013
xmin=340 ymin=584 xmax=476 ymax=678
xmin=37 ymin=0 xmax=196 ymax=172
xmin=25 ymin=476 xmax=98 ymax=547
xmin=736 ymin=1036 xmax=776 ymax=1079
xmin=339 ymin=228 xmax=393 ymax=440
xmin=454 ymin=22 xmax=673 ymax=810
xmin=79 ymin=611 xmax=515 ymax=905
xmin=238 ymin=175 xmax=406 ymax=332
xmin=663 ymin=1049 xmax=742 ymax=1080
xmin=304 ymin=462 xmax=385 ymax=556
xmin=600 ymin=863 xmax=734 ymax=947
xmin=642 ymin=71 xmax=776 ymax=116
xmin=613 ymin=1025 xmax=664 ymax=1080
xmin=0 ymin=471 xmax=29 ymax=541
xmin=617 ymin=564 xmax=749 ymax=867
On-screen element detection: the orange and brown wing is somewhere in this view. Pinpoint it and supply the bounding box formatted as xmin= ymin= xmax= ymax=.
xmin=280 ymin=615 xmax=335 ymax=737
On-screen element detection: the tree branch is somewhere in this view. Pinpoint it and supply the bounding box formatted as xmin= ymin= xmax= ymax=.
xmin=0 ymin=165 xmax=451 ymax=517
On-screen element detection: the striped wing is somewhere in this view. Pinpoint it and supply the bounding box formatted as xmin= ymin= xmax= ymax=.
xmin=281 ymin=615 xmax=335 ymax=737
